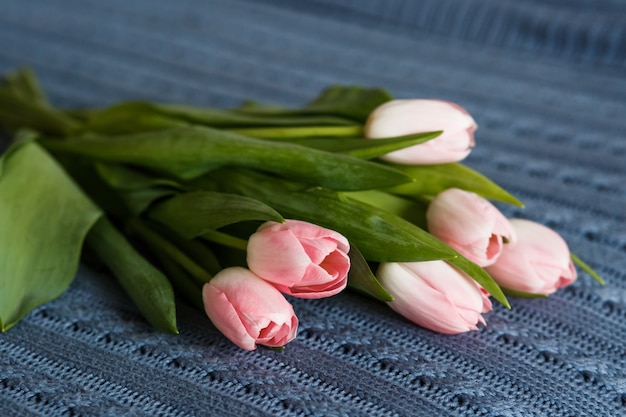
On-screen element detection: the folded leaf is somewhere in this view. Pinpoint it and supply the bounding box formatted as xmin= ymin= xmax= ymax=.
xmin=347 ymin=246 xmax=394 ymax=302
xmin=41 ymin=126 xmax=413 ymax=190
xmin=0 ymin=142 xmax=102 ymax=331
xmin=148 ymin=190 xmax=283 ymax=238
xmin=86 ymin=218 xmax=178 ymax=333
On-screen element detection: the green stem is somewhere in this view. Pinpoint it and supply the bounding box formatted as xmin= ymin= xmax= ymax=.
xmin=149 ymin=221 xmax=222 ymax=275
xmin=127 ymin=218 xmax=213 ymax=285
xmin=201 ymin=229 xmax=249 ymax=251
xmin=158 ymin=256 xmax=205 ymax=311
xmin=226 ymin=125 xmax=362 ymax=139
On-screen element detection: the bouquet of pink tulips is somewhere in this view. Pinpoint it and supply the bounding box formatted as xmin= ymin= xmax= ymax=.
xmin=0 ymin=69 xmax=603 ymax=350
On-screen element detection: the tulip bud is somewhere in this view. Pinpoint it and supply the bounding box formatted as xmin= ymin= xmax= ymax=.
xmin=247 ymin=219 xmax=350 ymax=299
xmin=377 ymin=261 xmax=492 ymax=334
xmin=364 ymin=99 xmax=477 ymax=164
xmin=485 ymin=219 xmax=577 ymax=295
xmin=426 ymin=188 xmax=516 ymax=267
xmin=202 ymin=267 xmax=298 ymax=350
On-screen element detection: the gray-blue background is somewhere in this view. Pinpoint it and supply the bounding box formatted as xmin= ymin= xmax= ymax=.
xmin=1 ymin=1 xmax=625 ymax=415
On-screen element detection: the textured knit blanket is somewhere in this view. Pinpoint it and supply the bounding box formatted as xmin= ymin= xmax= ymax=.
xmin=1 ymin=1 xmax=625 ymax=416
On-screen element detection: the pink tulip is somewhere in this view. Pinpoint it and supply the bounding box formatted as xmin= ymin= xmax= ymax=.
xmin=246 ymin=220 xmax=350 ymax=299
xmin=202 ymin=267 xmax=298 ymax=350
xmin=364 ymin=99 xmax=477 ymax=164
xmin=485 ymin=219 xmax=577 ymax=295
xmin=426 ymin=188 xmax=516 ymax=267
xmin=377 ymin=261 xmax=492 ymax=334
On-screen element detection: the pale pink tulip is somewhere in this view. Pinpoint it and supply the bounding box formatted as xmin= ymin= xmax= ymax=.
xmin=202 ymin=267 xmax=298 ymax=350
xmin=364 ymin=99 xmax=477 ymax=164
xmin=485 ymin=219 xmax=577 ymax=295
xmin=377 ymin=261 xmax=492 ymax=334
xmin=247 ymin=220 xmax=350 ymax=299
xmin=426 ymin=188 xmax=516 ymax=267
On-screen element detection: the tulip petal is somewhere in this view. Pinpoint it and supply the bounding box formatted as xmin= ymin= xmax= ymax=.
xmin=485 ymin=219 xmax=577 ymax=295
xmin=378 ymin=262 xmax=487 ymax=334
xmin=365 ymin=99 xmax=477 ymax=165
xmin=299 ymin=237 xmax=338 ymax=264
xmin=202 ymin=267 xmax=298 ymax=350
xmin=247 ymin=220 xmax=350 ymax=298
xmin=203 ymin=285 xmax=257 ymax=350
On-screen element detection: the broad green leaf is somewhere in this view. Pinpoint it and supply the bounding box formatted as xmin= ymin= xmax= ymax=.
xmin=86 ymin=218 xmax=178 ymax=333
xmin=0 ymin=129 xmax=38 ymax=177
xmin=148 ymin=191 xmax=284 ymax=238
xmin=447 ymin=255 xmax=509 ymax=308
xmin=41 ymin=126 xmax=413 ymax=190
xmin=387 ymin=163 xmax=523 ymax=206
xmin=0 ymin=142 xmax=102 ymax=331
xmin=198 ymin=168 xmax=458 ymax=262
xmin=347 ymin=246 xmax=394 ymax=302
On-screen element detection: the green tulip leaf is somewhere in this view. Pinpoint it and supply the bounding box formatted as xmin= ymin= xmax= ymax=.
xmin=302 ymin=85 xmax=392 ymax=122
xmin=387 ymin=162 xmax=523 ymax=206
xmin=1 ymin=68 xmax=49 ymax=106
xmin=270 ymin=131 xmax=441 ymax=159
xmin=148 ymin=190 xmax=284 ymax=238
xmin=0 ymin=71 xmax=78 ymax=135
xmin=0 ymin=142 xmax=102 ymax=331
xmin=80 ymin=102 xmax=189 ymax=134
xmin=41 ymin=126 xmax=413 ymax=190
xmin=501 ymin=287 xmax=548 ymax=299
xmin=232 ymin=85 xmax=392 ymax=122
xmin=0 ymin=129 xmax=38 ymax=177
xmin=95 ymin=162 xmax=183 ymax=191
xmin=86 ymin=218 xmax=178 ymax=333
xmin=79 ymin=100 xmax=357 ymax=135
xmin=571 ymin=253 xmax=605 ymax=285
xmin=119 ymin=187 xmax=178 ymax=215
xmin=155 ymin=103 xmax=356 ymax=127
xmin=447 ymin=255 xmax=510 ymax=308
xmin=347 ymin=246 xmax=394 ymax=302
xmin=199 ymin=168 xmax=458 ymax=263
xmin=343 ymin=190 xmax=428 ymax=228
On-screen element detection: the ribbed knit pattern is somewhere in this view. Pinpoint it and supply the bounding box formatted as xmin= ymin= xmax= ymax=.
xmin=1 ymin=1 xmax=625 ymax=415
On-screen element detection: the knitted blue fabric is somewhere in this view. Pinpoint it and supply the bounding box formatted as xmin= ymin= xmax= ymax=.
xmin=1 ymin=1 xmax=625 ymax=416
